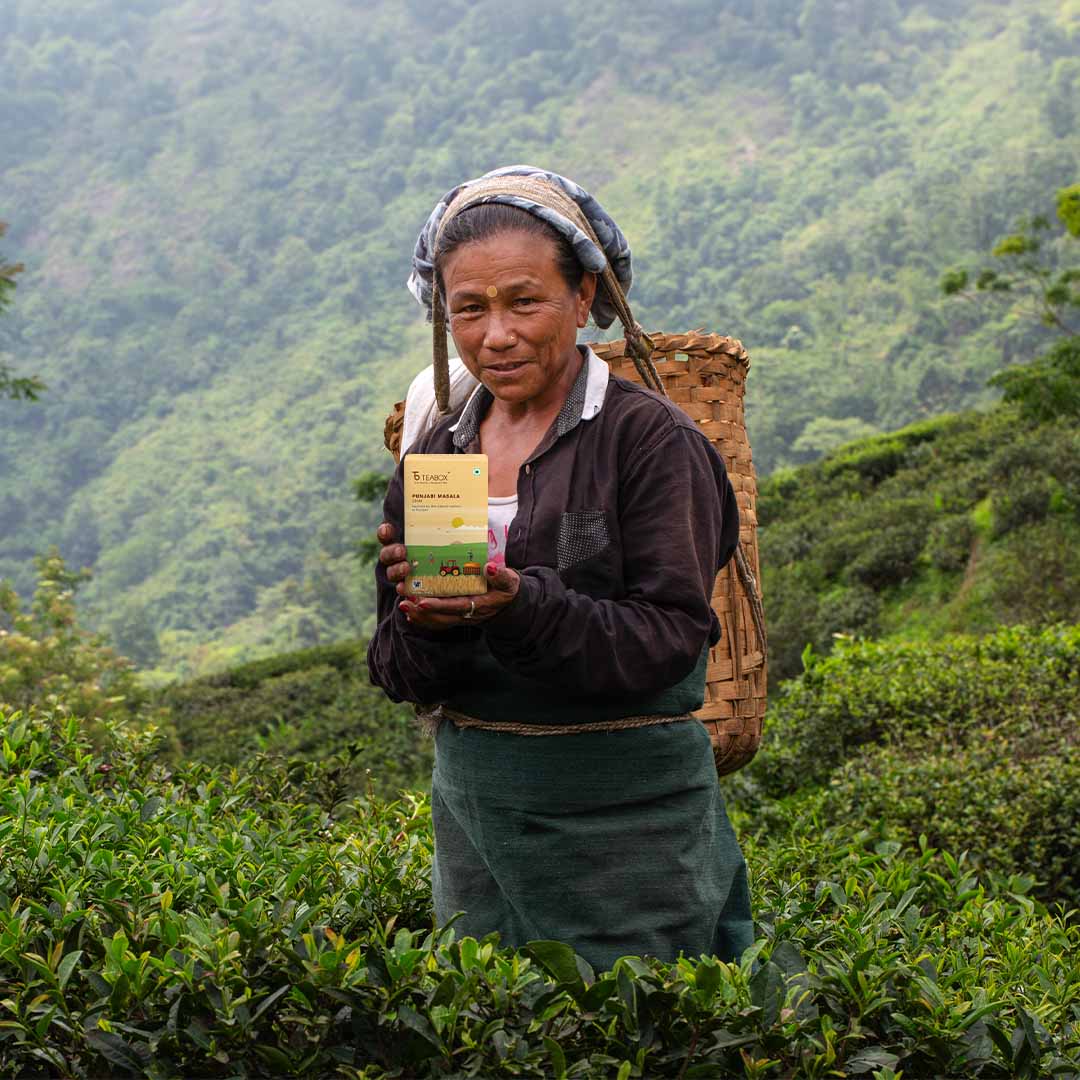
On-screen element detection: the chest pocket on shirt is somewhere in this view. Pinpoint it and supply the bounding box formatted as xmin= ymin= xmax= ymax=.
xmin=558 ymin=509 xmax=611 ymax=571
xmin=557 ymin=509 xmax=621 ymax=598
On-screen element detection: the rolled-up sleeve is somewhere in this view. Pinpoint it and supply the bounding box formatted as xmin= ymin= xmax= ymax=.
xmin=482 ymin=421 xmax=738 ymax=698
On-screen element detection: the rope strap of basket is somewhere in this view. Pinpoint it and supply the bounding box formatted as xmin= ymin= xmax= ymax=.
xmin=421 ymin=705 xmax=694 ymax=737
xmin=429 ymin=174 xmax=666 ymax=411
xmin=734 ymin=546 xmax=768 ymax=661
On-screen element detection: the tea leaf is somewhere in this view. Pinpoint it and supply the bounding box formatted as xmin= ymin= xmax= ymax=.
xmin=56 ymin=950 xmax=83 ymax=991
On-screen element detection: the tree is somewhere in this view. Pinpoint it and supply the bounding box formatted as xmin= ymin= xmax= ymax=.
xmin=942 ymin=184 xmax=1080 ymax=421
xmin=0 ymin=550 xmax=148 ymax=723
xmin=353 ymin=468 xmax=392 ymax=565
xmin=1043 ymin=58 xmax=1079 ymax=139
xmin=0 ymin=222 xmax=45 ymax=401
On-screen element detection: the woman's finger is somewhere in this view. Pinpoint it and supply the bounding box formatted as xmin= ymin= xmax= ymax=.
xmin=398 ymin=600 xmax=460 ymax=630
xmin=387 ymin=561 xmax=414 ymax=584
xmin=409 ymin=593 xmax=513 ymax=623
xmin=377 ymin=522 xmax=397 ymax=543
xmin=415 ymin=597 xmax=477 ymax=619
xmin=378 ymin=542 xmax=408 ymax=566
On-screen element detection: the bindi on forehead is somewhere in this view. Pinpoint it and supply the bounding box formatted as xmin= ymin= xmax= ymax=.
xmin=449 ymin=274 xmax=548 ymax=304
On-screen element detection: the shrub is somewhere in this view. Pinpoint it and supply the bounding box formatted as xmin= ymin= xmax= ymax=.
xmin=756 ymin=564 xmax=823 ymax=682
xmin=815 ymin=732 xmax=1080 ymax=905
xmin=0 ymin=551 xmax=168 ymax=747
xmin=755 ymin=465 xmax=801 ymax=526
xmin=755 ymin=406 xmax=1079 ymax=678
xmin=844 ymin=515 xmax=930 ymax=589
xmin=822 ymin=435 xmax=909 ymax=483
xmin=814 ymin=583 xmax=881 ymax=640
xmin=818 ymin=416 xmax=958 ymax=485
xmin=816 ymin=498 xmax=933 ymax=590
xmin=990 ymin=335 xmax=1080 ymax=423
xmin=157 ymin=640 xmax=432 ymax=799
xmin=188 ymin=639 xmax=367 ymax=690
xmin=925 ymin=513 xmax=974 ymax=572
xmin=991 ymin=470 xmax=1052 ymax=537
xmin=1 ymin=705 xmax=1077 ymax=1078
xmin=735 ymin=624 xmax=1080 ymax=804
xmin=958 ymin=521 xmax=1080 ymax=629
xmin=758 ymin=517 xmax=816 ymax=566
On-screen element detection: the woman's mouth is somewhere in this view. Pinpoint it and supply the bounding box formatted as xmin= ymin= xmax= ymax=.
xmin=486 ymin=360 xmax=529 ymax=376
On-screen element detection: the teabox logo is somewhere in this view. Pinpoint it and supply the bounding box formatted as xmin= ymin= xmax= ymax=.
xmin=412 ymin=471 xmax=450 ymax=482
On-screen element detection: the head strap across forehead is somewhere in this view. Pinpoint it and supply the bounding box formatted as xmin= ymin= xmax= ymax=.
xmin=434 ymin=175 xmax=597 ymax=251
xmin=430 ymin=174 xmax=662 ymax=415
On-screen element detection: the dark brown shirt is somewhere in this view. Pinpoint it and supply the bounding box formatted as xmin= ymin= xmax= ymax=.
xmin=367 ymin=350 xmax=739 ymax=715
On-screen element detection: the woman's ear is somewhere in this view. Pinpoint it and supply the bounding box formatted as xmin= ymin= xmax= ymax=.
xmin=576 ymin=271 xmax=598 ymax=328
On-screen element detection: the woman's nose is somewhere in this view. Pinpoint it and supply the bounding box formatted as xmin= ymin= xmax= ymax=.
xmin=483 ymin=313 xmax=517 ymax=350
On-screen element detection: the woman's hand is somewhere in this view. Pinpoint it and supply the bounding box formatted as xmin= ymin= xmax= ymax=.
xmin=377 ymin=522 xmax=520 ymax=630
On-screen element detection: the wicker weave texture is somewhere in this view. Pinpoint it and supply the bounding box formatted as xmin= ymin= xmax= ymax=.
xmin=382 ymin=331 xmax=766 ymax=775
xmin=589 ymin=332 xmax=765 ymax=775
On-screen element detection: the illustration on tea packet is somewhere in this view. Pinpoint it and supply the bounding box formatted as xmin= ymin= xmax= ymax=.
xmin=403 ymin=454 xmax=488 ymax=597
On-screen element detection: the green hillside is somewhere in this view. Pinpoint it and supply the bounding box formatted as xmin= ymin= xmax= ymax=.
xmin=759 ymin=401 xmax=1080 ymax=682
xmin=1 ymin=0 xmax=1078 ymax=678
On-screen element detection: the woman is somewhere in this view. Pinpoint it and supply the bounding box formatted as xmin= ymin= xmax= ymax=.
xmin=367 ymin=166 xmax=752 ymax=972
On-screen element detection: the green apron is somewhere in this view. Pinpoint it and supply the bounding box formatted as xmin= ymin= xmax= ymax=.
xmin=431 ymin=715 xmax=753 ymax=973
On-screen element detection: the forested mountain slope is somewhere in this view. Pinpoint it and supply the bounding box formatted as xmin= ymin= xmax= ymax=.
xmin=1 ymin=0 xmax=1077 ymax=677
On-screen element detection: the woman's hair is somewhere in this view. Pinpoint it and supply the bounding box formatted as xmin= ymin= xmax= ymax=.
xmin=433 ymin=203 xmax=585 ymax=298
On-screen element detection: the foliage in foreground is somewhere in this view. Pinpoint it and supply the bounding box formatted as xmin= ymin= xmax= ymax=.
xmin=1 ymin=706 xmax=1078 ymax=1079
xmin=155 ymin=639 xmax=430 ymax=801
xmin=730 ymin=624 xmax=1080 ymax=906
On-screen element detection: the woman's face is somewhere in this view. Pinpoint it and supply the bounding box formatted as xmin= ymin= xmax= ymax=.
xmin=441 ymin=230 xmax=596 ymax=406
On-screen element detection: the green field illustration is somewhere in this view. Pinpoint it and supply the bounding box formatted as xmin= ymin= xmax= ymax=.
xmin=405 ymin=542 xmax=487 ymax=596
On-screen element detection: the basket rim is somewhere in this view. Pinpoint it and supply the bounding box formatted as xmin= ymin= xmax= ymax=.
xmin=587 ymin=330 xmax=750 ymax=371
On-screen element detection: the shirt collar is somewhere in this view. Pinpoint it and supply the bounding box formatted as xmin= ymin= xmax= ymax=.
xmin=581 ymin=345 xmax=609 ymax=421
xmin=450 ymin=346 xmax=609 ymax=449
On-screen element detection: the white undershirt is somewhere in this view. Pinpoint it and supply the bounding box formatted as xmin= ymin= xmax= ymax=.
xmin=487 ymin=495 xmax=518 ymax=569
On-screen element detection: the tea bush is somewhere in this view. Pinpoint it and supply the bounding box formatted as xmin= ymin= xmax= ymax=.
xmin=817 ymin=498 xmax=932 ymax=590
xmin=728 ymin=623 xmax=1080 ymax=907
xmin=735 ymin=623 xmax=1080 ymax=802
xmin=156 ymin=640 xmax=431 ymax=799
xmin=759 ymin=407 xmax=1080 ymax=681
xmin=959 ymin=519 xmax=1080 ymax=630
xmin=1 ymin=705 xmax=1078 ymax=1078
xmin=816 ymin=731 xmax=1080 ymax=904
xmin=813 ymin=584 xmax=882 ymax=643
xmin=925 ymin=513 xmax=974 ymax=573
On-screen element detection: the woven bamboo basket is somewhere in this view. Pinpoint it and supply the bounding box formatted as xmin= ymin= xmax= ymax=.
xmin=383 ymin=330 xmax=766 ymax=776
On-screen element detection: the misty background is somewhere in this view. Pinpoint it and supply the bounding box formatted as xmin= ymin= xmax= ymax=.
xmin=1 ymin=0 xmax=1076 ymax=679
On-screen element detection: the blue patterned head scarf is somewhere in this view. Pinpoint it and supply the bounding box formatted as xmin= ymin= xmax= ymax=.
xmin=407 ymin=165 xmax=633 ymax=330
